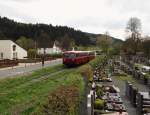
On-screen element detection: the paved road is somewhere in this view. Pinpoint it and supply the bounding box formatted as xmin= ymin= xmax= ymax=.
xmin=0 ymin=59 xmax=62 ymax=78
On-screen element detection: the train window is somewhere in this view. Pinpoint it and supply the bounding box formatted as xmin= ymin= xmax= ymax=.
xmin=89 ymin=52 xmax=94 ymax=55
xmin=64 ymin=53 xmax=76 ymax=58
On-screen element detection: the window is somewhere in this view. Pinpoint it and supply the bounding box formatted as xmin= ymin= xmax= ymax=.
xmin=0 ymin=52 xmax=3 ymax=59
xmin=13 ymin=53 xmax=15 ymax=59
xmin=13 ymin=52 xmax=18 ymax=59
xmin=64 ymin=53 xmax=76 ymax=58
xmin=13 ymin=45 xmax=16 ymax=51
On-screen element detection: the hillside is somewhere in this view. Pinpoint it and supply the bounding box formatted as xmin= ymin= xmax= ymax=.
xmin=85 ymin=32 xmax=123 ymax=45
xmin=0 ymin=16 xmax=123 ymax=48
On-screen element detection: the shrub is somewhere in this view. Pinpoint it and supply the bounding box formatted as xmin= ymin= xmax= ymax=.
xmin=89 ymin=56 xmax=108 ymax=69
xmin=96 ymin=88 xmax=104 ymax=98
xmin=48 ymin=53 xmax=62 ymax=58
xmin=144 ymin=74 xmax=150 ymax=79
xmin=39 ymin=85 xmax=79 ymax=115
xmin=94 ymin=99 xmax=105 ymax=110
xmin=78 ymin=64 xmax=93 ymax=82
xmin=28 ymin=49 xmax=37 ymax=59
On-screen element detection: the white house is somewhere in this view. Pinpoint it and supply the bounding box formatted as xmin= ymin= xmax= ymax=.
xmin=37 ymin=42 xmax=62 ymax=55
xmin=0 ymin=40 xmax=27 ymax=60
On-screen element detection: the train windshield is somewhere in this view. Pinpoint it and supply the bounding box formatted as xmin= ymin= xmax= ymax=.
xmin=64 ymin=53 xmax=76 ymax=58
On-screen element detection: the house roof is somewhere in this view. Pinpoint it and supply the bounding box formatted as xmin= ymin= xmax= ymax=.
xmin=0 ymin=40 xmax=27 ymax=52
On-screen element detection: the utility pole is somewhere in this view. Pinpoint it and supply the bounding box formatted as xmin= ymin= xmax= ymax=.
xmin=34 ymin=41 xmax=37 ymax=60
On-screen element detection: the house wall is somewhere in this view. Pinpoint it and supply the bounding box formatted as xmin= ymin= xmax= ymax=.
xmin=0 ymin=40 xmax=11 ymax=59
xmin=38 ymin=47 xmax=62 ymax=54
xmin=0 ymin=40 xmax=27 ymax=60
xmin=10 ymin=41 xmax=27 ymax=59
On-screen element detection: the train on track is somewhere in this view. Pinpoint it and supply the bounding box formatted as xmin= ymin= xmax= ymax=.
xmin=63 ymin=51 xmax=95 ymax=66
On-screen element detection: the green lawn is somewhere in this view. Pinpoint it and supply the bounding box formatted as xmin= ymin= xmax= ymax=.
xmin=0 ymin=64 xmax=85 ymax=114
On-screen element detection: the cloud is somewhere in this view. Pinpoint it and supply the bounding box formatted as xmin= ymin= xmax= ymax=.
xmin=0 ymin=1 xmax=37 ymax=23
xmin=2 ymin=0 xmax=41 ymax=3
xmin=0 ymin=0 xmax=150 ymax=40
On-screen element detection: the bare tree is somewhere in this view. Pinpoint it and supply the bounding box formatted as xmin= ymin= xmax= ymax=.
xmin=124 ymin=17 xmax=142 ymax=54
xmin=126 ymin=17 xmax=142 ymax=36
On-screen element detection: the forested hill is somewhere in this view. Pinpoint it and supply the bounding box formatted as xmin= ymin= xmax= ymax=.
xmin=0 ymin=16 xmax=122 ymax=48
xmin=0 ymin=17 xmax=91 ymax=46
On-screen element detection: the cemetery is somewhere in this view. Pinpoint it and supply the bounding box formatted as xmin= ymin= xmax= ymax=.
xmin=125 ymin=81 xmax=150 ymax=115
xmin=88 ymin=59 xmax=128 ymax=115
xmin=118 ymin=58 xmax=150 ymax=87
xmin=87 ymin=56 xmax=150 ymax=115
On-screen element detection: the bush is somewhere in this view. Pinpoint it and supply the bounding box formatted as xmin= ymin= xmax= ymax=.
xmin=39 ymin=85 xmax=79 ymax=115
xmin=94 ymin=99 xmax=105 ymax=110
xmin=89 ymin=56 xmax=108 ymax=69
xmin=78 ymin=64 xmax=93 ymax=82
xmin=78 ymin=56 xmax=108 ymax=84
xmin=48 ymin=53 xmax=62 ymax=58
xmin=37 ymin=53 xmax=62 ymax=58
xmin=96 ymin=88 xmax=104 ymax=98
xmin=28 ymin=49 xmax=37 ymax=59
xmin=144 ymin=74 xmax=150 ymax=79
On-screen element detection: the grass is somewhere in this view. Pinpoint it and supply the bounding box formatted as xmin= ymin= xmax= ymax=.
xmin=117 ymin=75 xmax=135 ymax=82
xmin=0 ymin=55 xmax=104 ymax=114
xmin=114 ymin=72 xmax=148 ymax=89
xmin=0 ymin=64 xmax=85 ymax=114
xmin=0 ymin=64 xmax=64 ymax=92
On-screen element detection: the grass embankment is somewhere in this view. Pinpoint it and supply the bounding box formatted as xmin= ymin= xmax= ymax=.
xmin=0 ymin=56 xmax=105 ymax=115
xmin=0 ymin=64 xmax=85 ymax=114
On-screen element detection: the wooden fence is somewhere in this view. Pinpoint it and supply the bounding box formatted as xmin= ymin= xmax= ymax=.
xmin=0 ymin=59 xmax=18 ymax=68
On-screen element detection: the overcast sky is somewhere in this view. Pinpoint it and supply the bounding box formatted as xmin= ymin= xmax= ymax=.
xmin=0 ymin=0 xmax=150 ymax=40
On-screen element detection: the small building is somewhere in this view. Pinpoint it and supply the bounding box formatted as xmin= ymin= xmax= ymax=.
xmin=0 ymin=40 xmax=27 ymax=60
xmin=37 ymin=42 xmax=62 ymax=55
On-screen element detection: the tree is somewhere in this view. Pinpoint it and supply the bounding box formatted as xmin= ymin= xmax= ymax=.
xmin=125 ymin=17 xmax=142 ymax=54
xmin=126 ymin=17 xmax=141 ymax=36
xmin=16 ymin=36 xmax=34 ymax=51
xmin=96 ymin=32 xmax=112 ymax=54
xmin=110 ymin=42 xmax=122 ymax=55
xmin=0 ymin=16 xmax=91 ymax=46
xmin=37 ymin=31 xmax=53 ymax=48
xmin=28 ymin=49 xmax=37 ymax=59
xmin=142 ymin=37 xmax=150 ymax=57
xmin=60 ymin=34 xmax=75 ymax=50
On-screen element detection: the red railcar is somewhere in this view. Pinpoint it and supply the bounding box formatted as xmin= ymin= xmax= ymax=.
xmin=63 ymin=51 xmax=95 ymax=66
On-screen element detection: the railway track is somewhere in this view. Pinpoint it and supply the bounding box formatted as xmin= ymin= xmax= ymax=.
xmin=0 ymin=60 xmax=84 ymax=114
xmin=0 ymin=65 xmax=67 ymax=93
